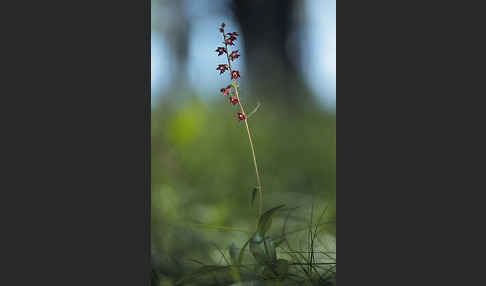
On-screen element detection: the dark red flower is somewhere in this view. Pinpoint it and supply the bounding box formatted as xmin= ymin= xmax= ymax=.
xmin=231 ymin=70 xmax=240 ymax=80
xmin=229 ymin=96 xmax=239 ymax=105
xmin=216 ymin=64 xmax=228 ymax=74
xmin=215 ymin=47 xmax=226 ymax=56
xmin=237 ymin=112 xmax=246 ymax=121
xmin=229 ymin=50 xmax=240 ymax=61
xmin=219 ymin=23 xmax=225 ymax=33
xmin=227 ymin=32 xmax=239 ymax=41
xmin=225 ymin=38 xmax=235 ymax=46
xmin=220 ymin=85 xmax=231 ymax=96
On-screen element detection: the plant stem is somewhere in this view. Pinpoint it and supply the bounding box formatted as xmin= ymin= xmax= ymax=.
xmin=222 ymin=31 xmax=263 ymax=218
xmin=234 ymin=86 xmax=263 ymax=218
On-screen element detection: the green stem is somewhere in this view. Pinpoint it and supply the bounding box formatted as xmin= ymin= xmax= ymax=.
xmin=222 ymin=30 xmax=263 ymax=219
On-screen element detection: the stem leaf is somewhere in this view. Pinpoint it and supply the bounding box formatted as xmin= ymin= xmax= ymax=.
xmin=257 ymin=205 xmax=286 ymax=237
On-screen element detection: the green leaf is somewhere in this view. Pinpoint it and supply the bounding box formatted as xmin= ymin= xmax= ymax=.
xmin=188 ymin=259 xmax=205 ymax=265
xmin=266 ymin=238 xmax=277 ymax=261
xmin=251 ymin=187 xmax=258 ymax=206
xmin=257 ymin=205 xmax=286 ymax=236
xmin=237 ymin=233 xmax=254 ymax=265
xmin=227 ymin=244 xmax=243 ymax=282
xmin=249 ymin=234 xmax=267 ymax=265
xmin=249 ymin=234 xmax=278 ymax=266
xmin=184 ymin=222 xmax=249 ymax=233
xmin=247 ymin=102 xmax=261 ymax=119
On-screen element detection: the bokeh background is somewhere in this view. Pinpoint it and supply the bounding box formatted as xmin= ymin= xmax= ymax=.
xmin=151 ymin=0 xmax=336 ymax=284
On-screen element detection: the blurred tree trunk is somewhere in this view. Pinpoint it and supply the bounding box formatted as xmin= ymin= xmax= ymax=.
xmin=153 ymin=0 xmax=189 ymax=91
xmin=231 ymin=0 xmax=313 ymax=107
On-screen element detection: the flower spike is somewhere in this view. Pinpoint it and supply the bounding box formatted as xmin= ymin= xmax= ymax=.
xmin=215 ymin=22 xmax=263 ymax=217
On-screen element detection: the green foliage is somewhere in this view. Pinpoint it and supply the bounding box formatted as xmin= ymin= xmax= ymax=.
xmin=151 ymin=94 xmax=336 ymax=285
xmin=249 ymin=234 xmax=269 ymax=265
xmin=238 ymin=235 xmax=253 ymax=266
xmin=262 ymin=259 xmax=289 ymax=280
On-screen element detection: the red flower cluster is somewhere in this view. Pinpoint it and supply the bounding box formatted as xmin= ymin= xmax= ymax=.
xmin=215 ymin=47 xmax=226 ymax=56
xmin=225 ymin=38 xmax=235 ymax=46
xmin=237 ymin=112 xmax=246 ymax=121
xmin=229 ymin=50 xmax=240 ymax=61
xmin=227 ymin=32 xmax=238 ymax=41
xmin=229 ymin=96 xmax=239 ymax=105
xmin=231 ymin=70 xmax=240 ymax=80
xmin=220 ymin=85 xmax=231 ymax=96
xmin=216 ymin=23 xmax=244 ymax=121
xmin=216 ymin=64 xmax=228 ymax=74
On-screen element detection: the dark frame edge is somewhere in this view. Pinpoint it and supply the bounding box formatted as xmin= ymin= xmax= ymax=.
xmin=145 ymin=0 xmax=152 ymax=283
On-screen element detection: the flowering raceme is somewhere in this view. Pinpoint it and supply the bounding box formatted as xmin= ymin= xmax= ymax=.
xmin=216 ymin=22 xmax=245 ymax=121
xmin=215 ymin=22 xmax=264 ymax=226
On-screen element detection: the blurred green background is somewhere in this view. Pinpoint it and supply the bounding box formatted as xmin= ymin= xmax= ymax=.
xmin=152 ymin=0 xmax=335 ymax=284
